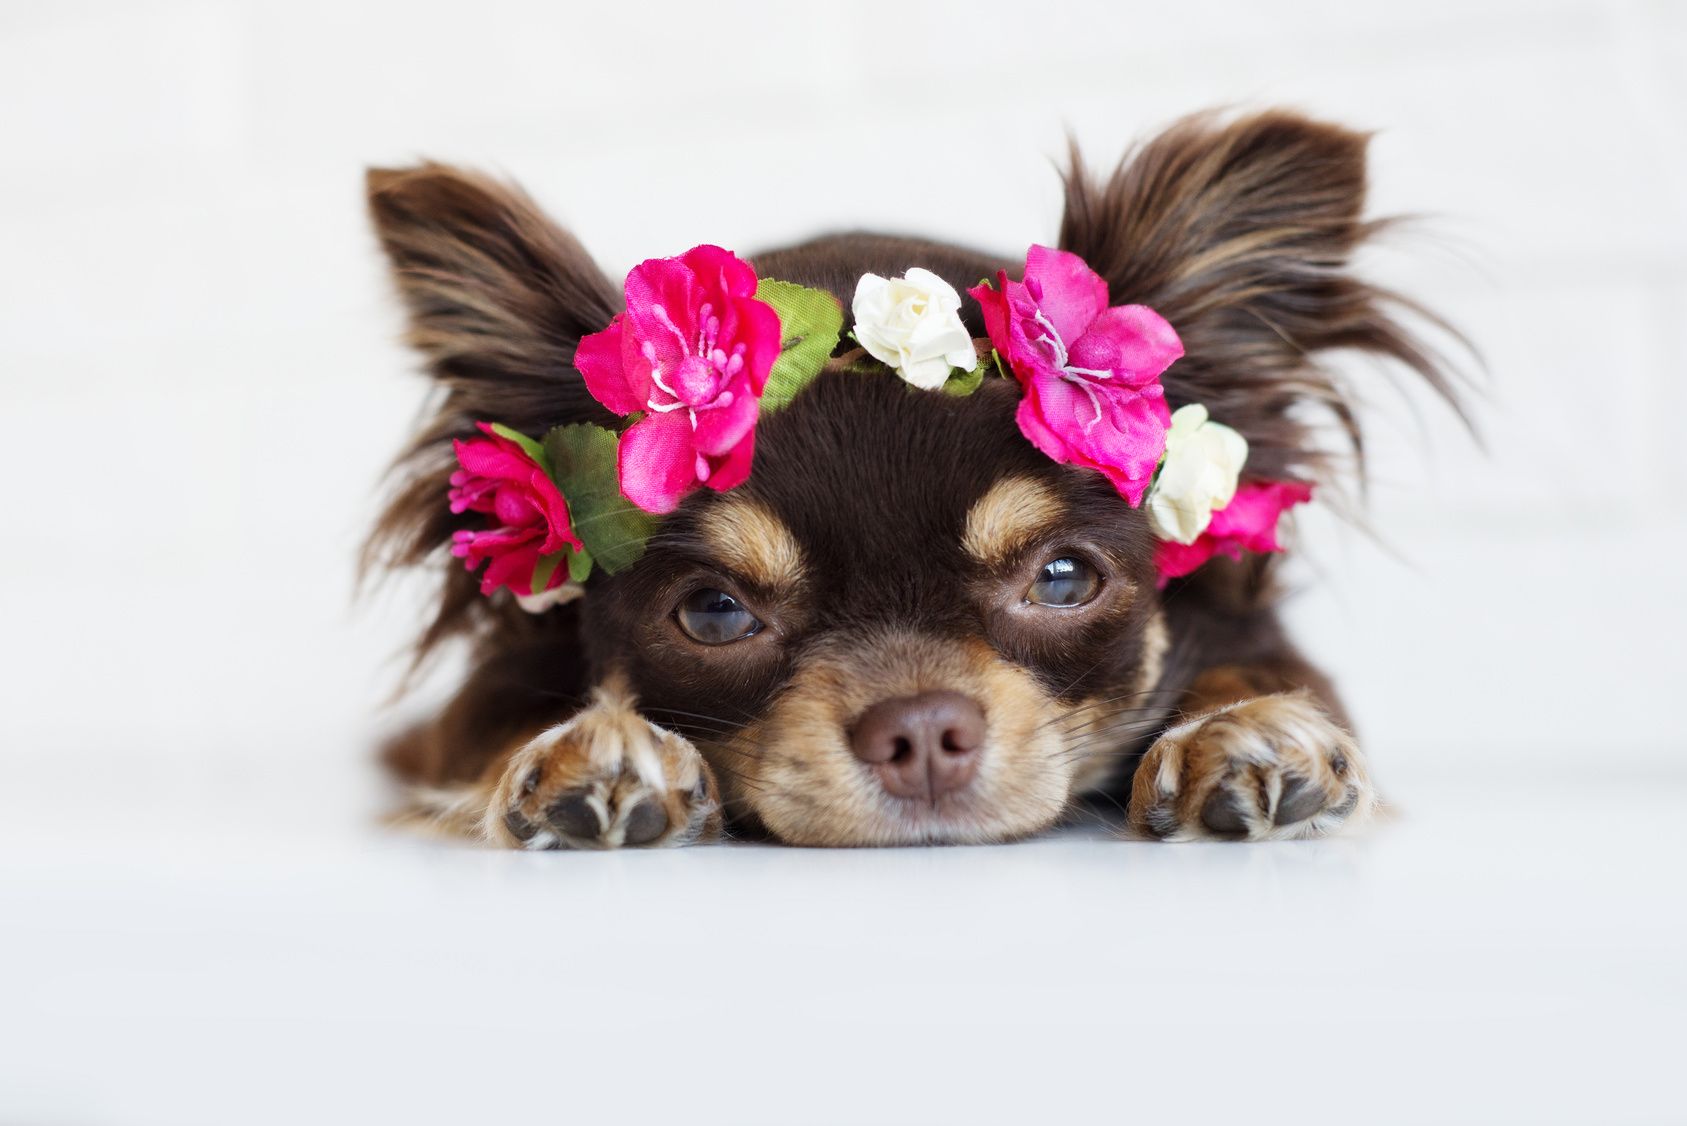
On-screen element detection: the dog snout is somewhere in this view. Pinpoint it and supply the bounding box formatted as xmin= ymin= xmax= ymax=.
xmin=849 ymin=691 xmax=985 ymax=801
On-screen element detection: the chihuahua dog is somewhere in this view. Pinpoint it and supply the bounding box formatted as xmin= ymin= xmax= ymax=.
xmin=364 ymin=109 xmax=1462 ymax=849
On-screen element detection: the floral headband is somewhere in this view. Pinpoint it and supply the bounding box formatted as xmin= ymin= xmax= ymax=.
xmin=448 ymin=243 xmax=1311 ymax=610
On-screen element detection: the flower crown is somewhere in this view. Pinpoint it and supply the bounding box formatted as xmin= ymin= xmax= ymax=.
xmin=448 ymin=243 xmax=1312 ymax=610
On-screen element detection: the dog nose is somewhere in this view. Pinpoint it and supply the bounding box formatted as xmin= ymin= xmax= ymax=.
xmin=849 ymin=691 xmax=986 ymax=801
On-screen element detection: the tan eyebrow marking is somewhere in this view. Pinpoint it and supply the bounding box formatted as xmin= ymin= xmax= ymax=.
xmin=696 ymin=495 xmax=807 ymax=590
xmin=961 ymin=477 xmax=1064 ymax=567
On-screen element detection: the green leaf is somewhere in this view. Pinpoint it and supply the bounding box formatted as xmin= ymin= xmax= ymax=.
xmin=567 ymin=547 xmax=594 ymax=583
xmin=529 ymin=547 xmax=592 ymax=594
xmin=529 ymin=551 xmax=563 ymax=595
xmin=756 ymin=278 xmax=844 ymax=412
xmin=488 ymin=423 xmax=550 ymax=473
xmin=940 ymin=362 xmax=984 ymax=397
xmin=543 ymin=423 xmax=658 ymax=576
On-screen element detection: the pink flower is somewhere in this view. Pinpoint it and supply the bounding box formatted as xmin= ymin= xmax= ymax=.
xmin=574 ymin=245 xmax=782 ymax=514
xmin=1154 ymin=479 xmax=1314 ymax=582
xmin=971 ymin=245 xmax=1183 ymax=506
xmin=448 ymin=423 xmax=582 ymax=597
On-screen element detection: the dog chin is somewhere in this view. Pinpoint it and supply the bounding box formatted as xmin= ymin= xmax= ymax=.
xmin=756 ymin=782 xmax=1067 ymax=848
xmin=880 ymin=805 xmax=1056 ymax=847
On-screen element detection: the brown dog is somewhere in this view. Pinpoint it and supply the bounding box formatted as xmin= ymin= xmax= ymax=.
xmin=363 ymin=109 xmax=1464 ymax=849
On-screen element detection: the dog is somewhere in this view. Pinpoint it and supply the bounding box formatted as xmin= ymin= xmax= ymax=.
xmin=362 ymin=109 xmax=1464 ymax=849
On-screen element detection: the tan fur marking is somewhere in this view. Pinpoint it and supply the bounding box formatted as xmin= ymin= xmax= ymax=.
xmin=696 ymin=496 xmax=806 ymax=590
xmin=1134 ymin=611 xmax=1169 ymax=703
xmin=961 ymin=477 xmax=1064 ymax=567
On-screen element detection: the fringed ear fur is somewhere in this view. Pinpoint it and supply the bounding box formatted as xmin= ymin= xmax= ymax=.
xmin=362 ymin=162 xmax=620 ymax=658
xmin=1059 ymin=109 xmax=1470 ymax=496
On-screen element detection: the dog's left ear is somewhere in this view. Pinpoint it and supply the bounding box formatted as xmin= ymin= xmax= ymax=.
xmin=1060 ymin=109 xmax=1465 ymax=481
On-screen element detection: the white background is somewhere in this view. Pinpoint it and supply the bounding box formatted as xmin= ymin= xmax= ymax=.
xmin=2 ymin=2 xmax=1684 ymax=1124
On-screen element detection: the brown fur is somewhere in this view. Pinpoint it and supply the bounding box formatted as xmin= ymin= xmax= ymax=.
xmin=362 ymin=109 xmax=1466 ymax=847
xmin=1060 ymin=109 xmax=1468 ymax=501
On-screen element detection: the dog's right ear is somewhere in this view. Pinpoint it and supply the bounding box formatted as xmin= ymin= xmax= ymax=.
xmin=366 ymin=162 xmax=621 ymax=435
xmin=363 ymin=164 xmax=621 ymax=651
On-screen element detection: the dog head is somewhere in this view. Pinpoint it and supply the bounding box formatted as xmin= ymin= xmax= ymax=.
xmin=583 ymin=364 xmax=1169 ymax=843
xmin=365 ymin=110 xmax=1461 ymax=844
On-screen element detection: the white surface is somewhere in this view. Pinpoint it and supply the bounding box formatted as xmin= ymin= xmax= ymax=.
xmin=4 ymin=1 xmax=1687 ymax=1123
xmin=3 ymin=769 xmax=1684 ymax=1125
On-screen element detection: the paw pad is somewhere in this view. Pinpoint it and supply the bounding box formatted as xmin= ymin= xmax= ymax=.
xmin=1273 ymin=774 xmax=1325 ymax=826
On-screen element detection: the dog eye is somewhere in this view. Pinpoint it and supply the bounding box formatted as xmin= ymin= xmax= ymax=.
xmin=1026 ymin=557 xmax=1101 ymax=608
xmin=675 ymin=588 xmax=762 ymax=644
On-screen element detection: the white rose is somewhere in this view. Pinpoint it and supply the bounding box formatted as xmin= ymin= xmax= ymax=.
xmin=1146 ymin=404 xmax=1249 ymax=544
xmin=851 ymin=268 xmax=979 ymax=390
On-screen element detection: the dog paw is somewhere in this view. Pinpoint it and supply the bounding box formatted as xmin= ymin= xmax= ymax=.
xmin=484 ymin=692 xmax=721 ymax=850
xmin=1127 ymin=693 xmax=1373 ymax=841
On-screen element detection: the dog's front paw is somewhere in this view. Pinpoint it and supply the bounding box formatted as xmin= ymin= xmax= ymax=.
xmin=485 ymin=692 xmax=721 ymax=850
xmin=1127 ymin=693 xmax=1373 ymax=841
